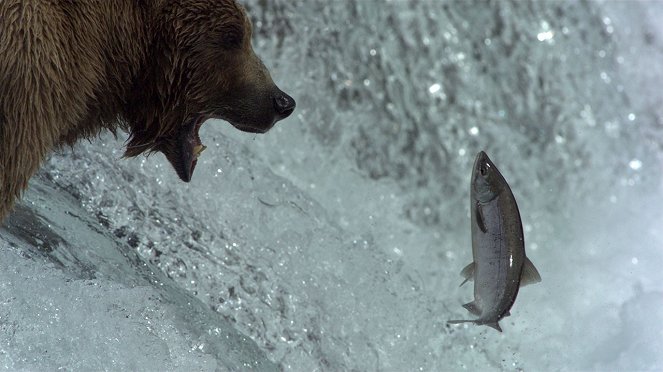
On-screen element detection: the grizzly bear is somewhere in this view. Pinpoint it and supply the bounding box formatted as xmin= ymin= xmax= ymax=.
xmin=0 ymin=0 xmax=295 ymax=222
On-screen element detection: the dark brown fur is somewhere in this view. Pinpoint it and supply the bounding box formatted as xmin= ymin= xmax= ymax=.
xmin=0 ymin=0 xmax=295 ymax=222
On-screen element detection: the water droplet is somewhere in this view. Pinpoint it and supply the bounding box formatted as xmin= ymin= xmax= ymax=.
xmin=537 ymin=30 xmax=554 ymax=42
xmin=628 ymin=159 xmax=642 ymax=170
xmin=600 ymin=71 xmax=611 ymax=84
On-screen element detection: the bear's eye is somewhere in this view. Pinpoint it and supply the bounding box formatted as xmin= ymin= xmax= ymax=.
xmin=219 ymin=24 xmax=244 ymax=50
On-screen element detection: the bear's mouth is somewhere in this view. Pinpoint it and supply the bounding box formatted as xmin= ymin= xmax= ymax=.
xmin=164 ymin=114 xmax=207 ymax=183
xmin=188 ymin=116 xmax=207 ymax=180
xmin=165 ymin=115 xmax=276 ymax=182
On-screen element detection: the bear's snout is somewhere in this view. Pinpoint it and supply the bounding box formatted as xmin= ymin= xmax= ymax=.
xmin=273 ymin=90 xmax=296 ymax=120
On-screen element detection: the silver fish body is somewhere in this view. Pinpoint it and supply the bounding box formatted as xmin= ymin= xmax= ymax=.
xmin=449 ymin=151 xmax=541 ymax=332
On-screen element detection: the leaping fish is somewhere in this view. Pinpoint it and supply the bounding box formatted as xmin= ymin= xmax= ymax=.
xmin=448 ymin=151 xmax=541 ymax=332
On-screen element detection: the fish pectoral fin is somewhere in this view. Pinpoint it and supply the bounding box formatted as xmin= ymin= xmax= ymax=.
xmin=475 ymin=202 xmax=487 ymax=233
xmin=459 ymin=262 xmax=475 ymax=286
xmin=462 ymin=301 xmax=481 ymax=316
xmin=486 ymin=322 xmax=503 ymax=332
xmin=520 ymin=256 xmax=542 ymax=287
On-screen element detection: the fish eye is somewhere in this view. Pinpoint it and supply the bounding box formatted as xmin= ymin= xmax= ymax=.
xmin=480 ymin=165 xmax=488 ymax=176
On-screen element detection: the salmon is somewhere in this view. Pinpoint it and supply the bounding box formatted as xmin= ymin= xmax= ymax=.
xmin=448 ymin=151 xmax=541 ymax=332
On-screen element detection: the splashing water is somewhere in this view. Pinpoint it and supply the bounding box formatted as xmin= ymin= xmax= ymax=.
xmin=2 ymin=0 xmax=663 ymax=370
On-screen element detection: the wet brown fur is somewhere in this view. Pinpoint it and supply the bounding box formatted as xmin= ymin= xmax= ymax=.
xmin=0 ymin=0 xmax=291 ymax=222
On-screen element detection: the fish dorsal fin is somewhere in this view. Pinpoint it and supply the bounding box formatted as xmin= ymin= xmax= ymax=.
xmin=486 ymin=322 xmax=503 ymax=332
xmin=475 ymin=202 xmax=487 ymax=233
xmin=520 ymin=256 xmax=542 ymax=287
xmin=459 ymin=262 xmax=475 ymax=287
xmin=462 ymin=301 xmax=481 ymax=316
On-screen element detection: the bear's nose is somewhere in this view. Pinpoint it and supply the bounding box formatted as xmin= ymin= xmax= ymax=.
xmin=273 ymin=91 xmax=296 ymax=119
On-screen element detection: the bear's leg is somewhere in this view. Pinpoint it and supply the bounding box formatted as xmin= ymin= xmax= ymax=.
xmin=0 ymin=117 xmax=58 ymax=223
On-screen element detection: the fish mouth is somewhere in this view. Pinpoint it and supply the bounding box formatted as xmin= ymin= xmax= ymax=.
xmin=474 ymin=151 xmax=489 ymax=172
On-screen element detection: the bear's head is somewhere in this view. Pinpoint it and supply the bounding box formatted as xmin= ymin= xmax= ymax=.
xmin=125 ymin=0 xmax=295 ymax=182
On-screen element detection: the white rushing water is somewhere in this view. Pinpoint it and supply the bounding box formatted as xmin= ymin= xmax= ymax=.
xmin=2 ymin=0 xmax=663 ymax=370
